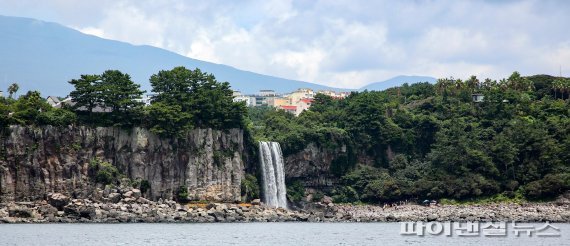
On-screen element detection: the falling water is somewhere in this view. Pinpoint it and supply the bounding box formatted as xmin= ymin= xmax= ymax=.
xmin=259 ymin=141 xmax=288 ymax=209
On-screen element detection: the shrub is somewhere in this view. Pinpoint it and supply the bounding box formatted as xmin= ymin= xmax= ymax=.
xmin=332 ymin=186 xmax=359 ymax=203
xmin=524 ymin=173 xmax=570 ymax=200
xmin=177 ymin=185 xmax=189 ymax=202
xmin=312 ymin=191 xmax=324 ymax=202
xmin=140 ymin=180 xmax=151 ymax=194
xmin=38 ymin=108 xmax=77 ymax=126
xmin=286 ymin=180 xmax=305 ymax=202
xmin=89 ymin=158 xmax=122 ymax=185
xmin=240 ymin=174 xmax=260 ymax=202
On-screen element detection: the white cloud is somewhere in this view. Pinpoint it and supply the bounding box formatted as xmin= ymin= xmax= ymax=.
xmin=528 ymin=42 xmax=570 ymax=77
xmin=271 ymin=48 xmax=326 ymax=82
xmin=418 ymin=27 xmax=489 ymax=61
xmin=187 ymin=37 xmax=220 ymax=64
xmin=261 ymin=0 xmax=298 ymax=23
xmin=1 ymin=0 xmax=569 ymax=88
xmin=77 ymin=26 xmax=105 ymax=37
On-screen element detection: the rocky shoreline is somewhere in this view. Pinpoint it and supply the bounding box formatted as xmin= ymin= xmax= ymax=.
xmin=1 ymin=191 xmax=569 ymax=223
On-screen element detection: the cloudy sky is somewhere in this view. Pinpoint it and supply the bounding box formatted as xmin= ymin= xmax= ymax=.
xmin=0 ymin=0 xmax=569 ymax=88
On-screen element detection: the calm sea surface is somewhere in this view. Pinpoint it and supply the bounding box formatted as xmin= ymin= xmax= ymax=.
xmin=0 ymin=223 xmax=568 ymax=246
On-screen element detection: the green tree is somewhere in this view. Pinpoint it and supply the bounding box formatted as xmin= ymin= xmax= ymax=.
xmin=507 ymin=71 xmax=534 ymax=92
xmin=145 ymin=102 xmax=191 ymax=137
xmin=310 ymin=93 xmax=334 ymax=113
xmin=466 ymin=75 xmax=480 ymax=93
xmin=7 ymin=83 xmax=19 ymax=99
xmin=10 ymin=91 xmax=52 ymax=124
xmin=98 ymin=70 xmax=145 ymax=125
xmin=69 ymin=74 xmax=101 ymax=113
xmin=150 ymin=66 xmax=196 ymax=110
xmin=147 ymin=66 xmax=245 ymax=136
xmin=99 ymin=70 xmax=145 ymax=113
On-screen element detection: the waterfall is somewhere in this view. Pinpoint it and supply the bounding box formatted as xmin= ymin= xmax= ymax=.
xmin=259 ymin=141 xmax=288 ymax=209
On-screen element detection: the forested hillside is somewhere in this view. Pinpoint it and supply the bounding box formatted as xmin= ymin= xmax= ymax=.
xmin=2 ymin=69 xmax=569 ymax=204
xmin=250 ymin=72 xmax=570 ymax=203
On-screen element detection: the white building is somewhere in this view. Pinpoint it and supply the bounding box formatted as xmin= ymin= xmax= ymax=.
xmin=134 ymin=94 xmax=155 ymax=106
xmin=296 ymin=98 xmax=313 ymax=116
xmin=288 ymin=88 xmax=315 ymax=104
xmin=232 ymin=91 xmax=256 ymax=107
xmin=259 ymin=90 xmax=277 ymax=97
xmin=46 ymin=96 xmax=61 ymax=107
xmin=472 ymin=94 xmax=484 ymax=103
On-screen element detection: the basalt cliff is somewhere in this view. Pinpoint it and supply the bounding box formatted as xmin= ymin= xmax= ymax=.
xmin=0 ymin=126 xmax=245 ymax=203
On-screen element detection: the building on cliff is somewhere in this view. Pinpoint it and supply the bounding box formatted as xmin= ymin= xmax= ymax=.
xmin=232 ymin=88 xmax=350 ymax=116
xmin=46 ymin=96 xmax=61 ymax=107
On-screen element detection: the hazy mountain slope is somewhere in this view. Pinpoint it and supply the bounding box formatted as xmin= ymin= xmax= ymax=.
xmin=0 ymin=15 xmax=351 ymax=96
xmin=359 ymin=75 xmax=437 ymax=91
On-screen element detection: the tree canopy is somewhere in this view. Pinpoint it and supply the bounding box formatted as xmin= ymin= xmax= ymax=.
xmin=249 ymin=72 xmax=570 ymax=202
xmin=147 ymin=66 xmax=245 ymax=136
xmin=2 ymin=67 xmax=245 ymax=137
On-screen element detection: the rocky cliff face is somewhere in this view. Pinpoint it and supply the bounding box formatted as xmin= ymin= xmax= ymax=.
xmin=0 ymin=126 xmax=244 ymax=203
xmin=284 ymin=143 xmax=346 ymax=188
xmin=283 ymin=142 xmax=396 ymax=190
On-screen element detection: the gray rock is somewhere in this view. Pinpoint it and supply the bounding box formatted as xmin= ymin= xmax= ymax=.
xmin=108 ymin=193 xmax=121 ymax=203
xmin=8 ymin=207 xmax=33 ymax=218
xmin=47 ymin=193 xmax=70 ymax=210
xmin=63 ymin=205 xmax=80 ymax=216
xmin=0 ymin=126 xmax=245 ymax=203
xmin=79 ymin=207 xmax=97 ymax=219
xmin=213 ymin=211 xmax=226 ymax=222
xmin=322 ymin=196 xmax=333 ymax=204
xmin=123 ymin=191 xmax=133 ymax=198
xmin=132 ymin=189 xmax=142 ymax=199
xmin=137 ymin=197 xmax=151 ymax=204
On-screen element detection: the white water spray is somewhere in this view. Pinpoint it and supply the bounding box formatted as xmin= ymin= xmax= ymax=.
xmin=259 ymin=141 xmax=287 ymax=209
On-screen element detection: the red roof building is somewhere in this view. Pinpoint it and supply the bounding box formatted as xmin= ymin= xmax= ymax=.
xmin=279 ymin=105 xmax=297 ymax=114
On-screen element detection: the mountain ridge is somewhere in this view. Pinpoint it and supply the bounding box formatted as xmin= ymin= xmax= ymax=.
xmin=360 ymin=75 xmax=437 ymax=91
xmin=0 ymin=15 xmax=436 ymax=97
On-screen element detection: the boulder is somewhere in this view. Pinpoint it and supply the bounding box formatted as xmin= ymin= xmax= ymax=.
xmin=427 ymin=214 xmax=438 ymax=221
xmin=555 ymin=192 xmax=570 ymax=205
xmin=123 ymin=191 xmax=133 ymax=198
xmin=137 ymin=197 xmax=151 ymax=204
xmin=108 ymin=193 xmax=121 ymax=203
xmin=63 ymin=205 xmax=80 ymax=216
xmin=47 ymin=193 xmax=70 ymax=210
xmin=212 ymin=211 xmax=226 ymax=222
xmin=0 ymin=208 xmax=8 ymax=218
xmin=37 ymin=204 xmax=58 ymax=216
xmin=79 ymin=207 xmax=97 ymax=219
xmin=321 ymin=196 xmax=333 ymax=205
xmin=8 ymin=207 xmax=33 ymax=218
xmin=132 ymin=189 xmax=142 ymax=199
xmin=251 ymin=199 xmax=261 ymax=205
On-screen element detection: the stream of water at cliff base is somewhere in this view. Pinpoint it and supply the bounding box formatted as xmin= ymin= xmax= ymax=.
xmin=259 ymin=141 xmax=288 ymax=209
xmin=0 ymin=223 xmax=567 ymax=245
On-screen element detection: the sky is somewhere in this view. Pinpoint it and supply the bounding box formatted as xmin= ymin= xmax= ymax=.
xmin=0 ymin=0 xmax=569 ymax=88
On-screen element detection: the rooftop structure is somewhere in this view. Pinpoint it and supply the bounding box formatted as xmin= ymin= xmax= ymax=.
xmin=46 ymin=96 xmax=61 ymax=107
xmin=259 ymin=90 xmax=277 ymax=97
